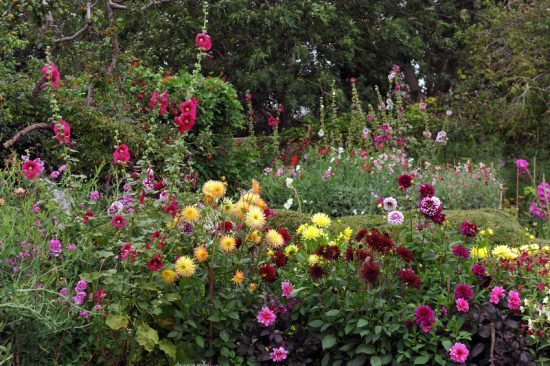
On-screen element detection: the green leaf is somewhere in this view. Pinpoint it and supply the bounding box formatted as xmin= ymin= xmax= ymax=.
xmin=322 ymin=334 xmax=337 ymax=350
xmin=442 ymin=340 xmax=452 ymax=350
xmin=375 ymin=325 xmax=382 ymax=335
xmin=325 ymin=309 xmax=340 ymax=317
xmin=356 ymin=344 xmax=375 ymax=354
xmin=80 ymin=272 xmax=102 ymax=282
xmin=158 ymin=339 xmax=176 ymax=361
xmin=105 ymin=314 xmax=128 ymax=330
xmin=220 ymin=330 xmax=230 ymax=343
xmin=309 ymin=320 xmax=324 ymax=328
xmin=136 ymin=323 xmax=159 ymax=352
xmin=195 ymin=335 xmax=205 ymax=348
xmin=348 ymin=355 xmax=367 ymax=366
xmin=414 ymin=355 xmax=431 ymax=364
xmin=357 ymin=319 xmax=368 ymax=328
xmin=370 ymin=356 xmax=382 ymax=366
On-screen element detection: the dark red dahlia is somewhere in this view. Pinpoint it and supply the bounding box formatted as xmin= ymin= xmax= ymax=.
xmin=309 ymin=264 xmax=326 ymax=280
xmin=146 ymin=253 xmax=163 ymax=271
xmin=259 ymin=264 xmax=277 ymax=282
xmin=365 ymin=230 xmax=394 ymax=254
xmin=316 ymin=244 xmax=340 ymax=260
xmin=217 ymin=220 xmax=234 ymax=233
xmin=359 ymin=261 xmax=380 ymax=285
xmin=396 ymin=268 xmax=421 ymax=289
xmin=418 ymin=184 xmax=435 ymax=198
xmin=355 ymin=229 xmax=368 ymax=242
xmin=453 ymin=284 xmax=474 ymax=300
xmin=161 ymin=198 xmax=179 ymax=217
xmin=356 ymin=248 xmax=374 ymax=263
xmin=272 ymin=250 xmax=288 ymax=267
xmin=235 ymin=237 xmax=243 ymax=249
xmin=460 ymin=220 xmax=478 ymax=237
xmin=431 ymin=212 xmax=446 ymax=225
xmin=396 ymin=246 xmax=413 ymax=263
xmin=452 ymin=245 xmax=470 ymax=259
xmin=344 ymin=247 xmax=355 ymax=261
xmin=277 ymin=228 xmax=291 ymax=244
xmin=397 ymin=174 xmax=413 ymax=190
xmin=472 ymin=264 xmax=487 ymax=278
xmin=83 ymin=210 xmax=95 ymax=225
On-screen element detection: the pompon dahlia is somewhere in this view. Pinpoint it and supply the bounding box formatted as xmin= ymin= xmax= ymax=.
xmin=418 ymin=183 xmax=435 ymax=198
xmin=387 ymin=210 xmax=404 ymax=225
xmin=418 ymin=196 xmax=442 ymax=218
xmin=258 ymin=264 xmax=277 ymax=282
xmin=455 ymin=298 xmax=469 ymax=313
xmin=452 ymin=245 xmax=470 ymax=259
xmin=396 ymin=246 xmax=413 ymax=263
xmin=454 ymin=284 xmax=474 ymax=300
xmin=460 ymin=220 xmax=478 ymax=237
xmin=365 ymin=230 xmax=394 ymax=254
xmin=449 ymin=343 xmax=469 ymax=364
xmin=360 ymin=261 xmax=380 ymax=285
xmin=397 ymin=174 xmax=413 ymax=189
xmin=414 ymin=305 xmax=435 ymax=333
xmin=309 ymin=264 xmax=326 ymax=280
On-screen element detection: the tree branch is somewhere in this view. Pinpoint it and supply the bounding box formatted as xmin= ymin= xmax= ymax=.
xmin=54 ymin=1 xmax=93 ymax=43
xmin=3 ymin=123 xmax=53 ymax=150
xmin=106 ymin=2 xmax=122 ymax=75
xmin=141 ymin=0 xmax=173 ymax=11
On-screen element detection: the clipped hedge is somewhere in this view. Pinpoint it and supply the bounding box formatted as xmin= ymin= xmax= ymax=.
xmin=271 ymin=208 xmax=533 ymax=245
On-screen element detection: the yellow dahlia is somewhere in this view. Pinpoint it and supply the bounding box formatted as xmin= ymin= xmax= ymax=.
xmin=308 ymin=254 xmax=321 ymax=266
xmin=194 ymin=246 xmax=209 ymax=262
xmin=220 ymin=235 xmax=237 ymax=253
xmin=311 ymin=213 xmax=331 ymax=228
xmin=246 ymin=230 xmax=262 ymax=244
xmin=175 ymin=256 xmax=196 ymax=277
xmin=301 ymin=225 xmax=321 ymax=240
xmin=240 ymin=192 xmax=260 ymax=205
xmin=181 ymin=205 xmax=200 ymax=222
xmin=470 ymin=246 xmax=489 ymax=258
xmin=245 ymin=206 xmax=266 ymax=229
xmin=249 ymin=283 xmax=258 ymax=293
xmin=266 ymin=229 xmax=284 ymax=248
xmin=232 ymin=270 xmax=245 ymax=285
xmin=296 ymin=224 xmax=309 ymax=235
xmin=232 ymin=200 xmax=250 ymax=219
xmin=202 ymin=180 xmax=226 ymax=199
xmin=161 ymin=269 xmax=177 ymax=284
xmin=284 ymin=244 xmax=299 ymax=257
xmin=492 ymin=245 xmax=518 ymax=260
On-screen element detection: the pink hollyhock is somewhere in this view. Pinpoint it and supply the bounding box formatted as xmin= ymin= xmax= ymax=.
xmin=146 ymin=253 xmax=163 ymax=271
xmin=449 ymin=343 xmax=469 ymax=363
xmin=113 ymin=144 xmax=131 ymax=165
xmin=257 ymin=306 xmax=276 ymax=326
xmin=195 ymin=32 xmax=212 ymax=51
xmin=455 ymin=298 xmax=469 ymax=313
xmin=22 ymin=160 xmax=42 ymax=180
xmin=270 ymin=346 xmax=288 ymax=362
xmin=538 ymin=182 xmax=550 ymax=203
xmin=349 ymin=77 xmax=357 ymax=84
xmin=53 ymin=120 xmax=71 ymax=144
xmin=149 ymin=91 xmax=159 ymax=109
xmin=175 ymin=113 xmax=196 ymax=134
xmin=508 ymin=290 xmax=521 ymax=309
xmin=159 ymin=90 xmax=169 ymax=115
xmin=489 ymin=286 xmax=505 ymax=304
xmin=111 ymin=215 xmax=126 ymax=229
xmin=41 ymin=64 xmax=60 ymax=89
xmin=367 ymin=114 xmax=374 ymax=122
xmin=281 ymin=281 xmax=293 ymax=298
xmin=515 ymin=159 xmax=529 ymax=175
xmin=179 ymin=99 xmax=197 ymax=116
xmin=529 ymin=202 xmax=547 ymax=219
xmin=119 ymin=243 xmax=132 ymax=260
xmin=268 ymin=116 xmax=278 ymax=127
xmin=90 ymin=191 xmax=100 ymax=200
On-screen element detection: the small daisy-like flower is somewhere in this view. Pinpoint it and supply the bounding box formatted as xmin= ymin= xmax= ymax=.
xmin=193 ymin=246 xmax=209 ymax=262
xmin=175 ymin=256 xmax=196 ymax=277
xmin=266 ymin=229 xmax=284 ymax=248
xmin=232 ymin=270 xmax=245 ymax=285
xmin=161 ymin=269 xmax=177 ymax=284
xmin=245 ymin=205 xmax=266 ymax=229
xmin=181 ymin=205 xmax=200 ymax=222
xmin=202 ymin=180 xmax=226 ymax=199
xmin=311 ymin=213 xmax=331 ymax=228
xmin=220 ymin=235 xmax=237 ymax=253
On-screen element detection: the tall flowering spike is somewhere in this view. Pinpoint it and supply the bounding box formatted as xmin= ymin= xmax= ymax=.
xmin=159 ymin=90 xmax=169 ymax=115
xmin=149 ymin=91 xmax=159 ymax=109
xmin=41 ymin=64 xmax=60 ymax=89
xmin=175 ymin=113 xmax=196 ymax=134
xmin=53 ymin=120 xmax=71 ymax=144
xmin=113 ymin=144 xmax=131 ymax=165
xmin=195 ymin=32 xmax=212 ymax=51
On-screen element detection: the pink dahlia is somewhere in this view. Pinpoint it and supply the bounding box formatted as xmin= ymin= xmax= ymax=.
xmin=449 ymin=343 xmax=469 ymax=363
xmin=508 ymin=290 xmax=521 ymax=309
xmin=418 ymin=196 xmax=442 ymax=218
xmin=414 ymin=305 xmax=435 ymax=333
xmin=270 ymin=346 xmax=288 ymax=362
xmin=281 ymin=281 xmax=293 ymax=298
xmin=387 ymin=210 xmax=404 ymax=225
xmin=454 ymin=284 xmax=474 ymax=300
xmin=53 ymin=120 xmax=71 ymax=144
xmin=257 ymin=306 xmax=276 ymax=326
xmin=111 ymin=215 xmax=126 ymax=229
xmin=195 ymin=32 xmax=212 ymax=51
xmin=455 ymin=298 xmax=469 ymax=313
xmin=489 ymin=286 xmax=505 ymax=304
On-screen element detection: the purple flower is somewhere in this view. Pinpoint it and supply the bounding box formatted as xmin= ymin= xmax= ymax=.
xmin=472 ymin=264 xmax=487 ymax=278
xmin=460 ymin=221 xmax=478 ymax=237
xmin=72 ymin=291 xmax=86 ymax=305
xmin=515 ymin=159 xmax=529 ymax=170
xmin=387 ymin=210 xmax=404 ymax=225
xmin=418 ymin=196 xmax=442 ymax=218
xmin=49 ymin=239 xmax=62 ymax=257
xmin=281 ymin=281 xmax=293 ymax=298
xmin=67 ymin=244 xmax=77 ymax=251
xmin=79 ymin=310 xmax=89 ymax=319
xmin=435 ymin=131 xmax=448 ymax=145
xmin=75 ymin=280 xmax=88 ymax=292
xmin=270 ymin=346 xmax=288 ymax=362
xmin=452 ymin=245 xmax=470 ymax=259
xmin=89 ymin=191 xmax=100 ymax=200
xmin=414 ymin=305 xmax=435 ymax=333
xmin=454 ymin=284 xmax=474 ymax=300
xmin=529 ymin=202 xmax=547 ymax=219
xmin=59 ymin=287 xmax=68 ymax=296
xmin=538 ymin=182 xmax=550 ymax=203
xmin=50 ymin=171 xmax=60 ymax=179
xmin=93 ymin=304 xmax=103 ymax=311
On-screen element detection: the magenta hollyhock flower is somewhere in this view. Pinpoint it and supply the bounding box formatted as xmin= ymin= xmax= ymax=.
xmin=455 ymin=298 xmax=469 ymax=313
xmin=119 ymin=243 xmax=132 ymax=260
xmin=490 ymin=286 xmax=505 ymax=304
xmin=392 ymin=64 xmax=400 ymax=73
xmin=195 ymin=32 xmax=212 ymax=51
xmin=414 ymin=305 xmax=435 ymax=333
xmin=529 ymin=202 xmax=547 ymax=219
xmin=159 ymin=90 xmax=168 ymax=115
xmin=49 ymin=239 xmax=62 ymax=257
xmin=111 ymin=215 xmax=126 ymax=229
xmin=454 ymin=284 xmax=474 ymax=300
xmin=387 ymin=210 xmax=404 ymax=225
xmin=268 ymin=116 xmax=278 ymax=127
xmin=449 ymin=343 xmax=469 ymax=363
xmin=508 ymin=290 xmax=521 ymax=309
xmin=257 ymin=306 xmax=276 ymax=326
xmin=367 ymin=114 xmax=374 ymax=122
xmin=270 ymin=346 xmax=288 ymax=362
xmin=452 ymin=245 xmax=470 ymax=259
xmin=515 ymin=159 xmax=529 ymax=173
xmin=113 ymin=144 xmax=131 ymax=165
xmin=175 ymin=113 xmax=196 ymax=134
xmin=22 ymin=160 xmax=41 ymax=180
xmin=41 ymin=63 xmax=60 ymax=89
xmin=53 ymin=120 xmax=71 ymax=144
xmin=460 ymin=220 xmax=478 ymax=237
xmin=179 ymin=99 xmax=197 ymax=116
xmin=538 ymin=182 xmax=550 ymax=203
xmin=281 ymin=281 xmax=293 ymax=298
xmin=149 ymin=91 xmax=159 ymax=109
xmin=472 ymin=264 xmax=487 ymax=278
xmin=90 ymin=191 xmax=100 ymax=200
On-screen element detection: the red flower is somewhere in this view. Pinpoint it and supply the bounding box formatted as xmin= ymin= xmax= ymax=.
xmin=22 ymin=160 xmax=41 ymax=180
xmin=396 ymin=246 xmax=413 ymax=263
xmin=217 ymin=221 xmax=234 ymax=233
xmin=397 ymin=174 xmax=413 ymax=189
xmin=161 ymin=198 xmax=179 ymax=217
xmin=146 ymin=253 xmax=164 ymax=271
xmin=316 ymin=244 xmax=340 ymax=260
xmin=41 ymin=63 xmax=60 ymax=89
xmin=272 ymin=250 xmax=288 ymax=267
xmin=365 ymin=230 xmax=394 ymax=254
xmin=418 ymin=184 xmax=435 ymax=198
xmin=290 ymin=155 xmax=298 ymax=167
xmin=309 ymin=264 xmax=326 ymax=280
xmin=113 ymin=144 xmax=131 ymax=165
xmin=396 ymin=268 xmax=421 ymax=289
xmin=175 ymin=113 xmax=196 ymax=134
xmin=111 ymin=215 xmax=126 ymax=229
xmin=149 ymin=91 xmax=159 ymax=109
xmin=259 ymin=264 xmax=277 ymax=282
xmin=360 ymin=261 xmax=380 ymax=285
xmin=159 ymin=90 xmax=169 ymax=115
xmin=119 ymin=242 xmax=132 ymax=260
xmin=53 ymin=120 xmax=71 ymax=144
xmin=454 ymin=284 xmax=474 ymax=300
xmin=83 ymin=209 xmax=95 ymax=224
xmin=179 ymin=99 xmax=197 ymax=115
xmin=268 ymin=116 xmax=278 ymax=127
xmin=344 ymin=247 xmax=354 ymax=261
xmin=355 ymin=229 xmax=368 ymax=242
xmin=195 ymin=32 xmax=212 ymax=51
xmin=95 ymin=289 xmax=108 ymax=303
xmin=277 ymin=228 xmax=291 ymax=244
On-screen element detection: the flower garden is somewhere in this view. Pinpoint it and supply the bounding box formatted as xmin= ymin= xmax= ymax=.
xmin=1 ymin=1 xmax=549 ymax=365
